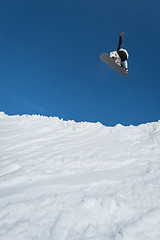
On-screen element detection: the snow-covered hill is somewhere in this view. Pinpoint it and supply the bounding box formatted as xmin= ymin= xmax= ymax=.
xmin=0 ymin=112 xmax=160 ymax=240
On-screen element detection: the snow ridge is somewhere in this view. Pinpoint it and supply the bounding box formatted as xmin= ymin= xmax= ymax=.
xmin=0 ymin=112 xmax=160 ymax=240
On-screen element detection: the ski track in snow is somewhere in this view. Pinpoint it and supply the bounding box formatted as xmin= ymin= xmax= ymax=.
xmin=0 ymin=112 xmax=160 ymax=240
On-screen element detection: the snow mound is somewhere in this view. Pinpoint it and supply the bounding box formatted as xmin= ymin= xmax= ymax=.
xmin=0 ymin=112 xmax=160 ymax=240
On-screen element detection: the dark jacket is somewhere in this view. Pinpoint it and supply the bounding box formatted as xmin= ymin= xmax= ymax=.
xmin=117 ymin=35 xmax=128 ymax=61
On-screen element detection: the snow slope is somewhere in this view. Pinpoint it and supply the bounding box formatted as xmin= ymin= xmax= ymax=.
xmin=0 ymin=112 xmax=160 ymax=240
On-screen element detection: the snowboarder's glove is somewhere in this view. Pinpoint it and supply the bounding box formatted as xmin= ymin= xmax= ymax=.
xmin=125 ymin=68 xmax=128 ymax=73
xmin=120 ymin=32 xmax=124 ymax=36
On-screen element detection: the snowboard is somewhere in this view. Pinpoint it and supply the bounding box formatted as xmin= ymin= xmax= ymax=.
xmin=100 ymin=53 xmax=129 ymax=77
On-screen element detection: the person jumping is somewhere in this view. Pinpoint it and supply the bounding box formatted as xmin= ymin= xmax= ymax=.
xmin=110 ymin=33 xmax=129 ymax=73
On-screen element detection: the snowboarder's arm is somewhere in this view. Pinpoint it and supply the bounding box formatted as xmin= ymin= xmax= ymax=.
xmin=117 ymin=36 xmax=122 ymax=51
xmin=117 ymin=33 xmax=124 ymax=51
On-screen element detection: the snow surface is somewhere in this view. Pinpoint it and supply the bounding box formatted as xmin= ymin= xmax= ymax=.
xmin=0 ymin=112 xmax=160 ymax=240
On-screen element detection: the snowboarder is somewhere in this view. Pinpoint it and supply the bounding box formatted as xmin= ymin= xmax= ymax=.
xmin=110 ymin=33 xmax=129 ymax=73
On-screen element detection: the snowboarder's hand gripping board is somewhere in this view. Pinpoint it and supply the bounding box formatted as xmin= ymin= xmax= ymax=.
xmin=100 ymin=53 xmax=129 ymax=77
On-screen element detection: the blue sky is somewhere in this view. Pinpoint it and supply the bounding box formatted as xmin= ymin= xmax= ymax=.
xmin=0 ymin=0 xmax=160 ymax=126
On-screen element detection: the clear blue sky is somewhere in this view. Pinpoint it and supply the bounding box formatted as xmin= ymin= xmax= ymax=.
xmin=0 ymin=0 xmax=160 ymax=126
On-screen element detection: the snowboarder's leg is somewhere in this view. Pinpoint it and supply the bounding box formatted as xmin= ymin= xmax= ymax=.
xmin=110 ymin=51 xmax=118 ymax=58
xmin=115 ymin=56 xmax=121 ymax=67
xmin=110 ymin=51 xmax=121 ymax=66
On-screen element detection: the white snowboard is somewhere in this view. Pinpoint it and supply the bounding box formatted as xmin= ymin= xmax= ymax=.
xmin=100 ymin=53 xmax=129 ymax=77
